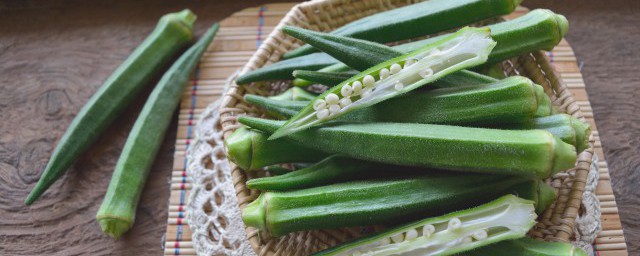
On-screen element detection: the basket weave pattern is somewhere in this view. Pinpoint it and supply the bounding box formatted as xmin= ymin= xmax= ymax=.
xmin=218 ymin=1 xmax=593 ymax=255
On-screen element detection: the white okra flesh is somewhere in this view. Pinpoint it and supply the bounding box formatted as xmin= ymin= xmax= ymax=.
xmin=321 ymin=195 xmax=536 ymax=256
xmin=272 ymin=28 xmax=496 ymax=139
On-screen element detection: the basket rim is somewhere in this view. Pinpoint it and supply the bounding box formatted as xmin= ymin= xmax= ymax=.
xmin=216 ymin=1 xmax=593 ymax=254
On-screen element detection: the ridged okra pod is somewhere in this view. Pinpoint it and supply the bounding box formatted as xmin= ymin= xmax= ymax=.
xmin=284 ymin=0 xmax=520 ymax=58
xmin=293 ymin=9 xmax=567 ymax=87
xmin=250 ymin=76 xmax=541 ymax=125
xmin=242 ymin=174 xmax=533 ymax=236
xmin=459 ymin=237 xmax=588 ymax=256
xmin=500 ymin=114 xmax=591 ymax=152
xmin=239 ymin=117 xmax=577 ymax=178
xmin=224 ymin=127 xmax=329 ymax=170
xmin=271 ymin=27 xmax=496 ymax=138
xmin=312 ymin=195 xmax=536 ymax=256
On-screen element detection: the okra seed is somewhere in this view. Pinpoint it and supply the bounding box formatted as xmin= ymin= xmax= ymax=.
xmin=379 ymin=68 xmax=390 ymax=79
xmin=405 ymin=229 xmax=418 ymax=240
xmin=462 ymin=236 xmax=473 ymax=244
xmin=339 ymin=97 xmax=352 ymax=108
xmin=422 ymin=224 xmax=435 ymax=237
xmin=329 ymin=104 xmax=341 ymax=115
xmin=391 ymin=233 xmax=404 ymax=243
xmin=316 ymin=109 xmax=329 ymax=120
xmin=313 ymin=99 xmax=327 ymax=110
xmin=448 ymin=218 xmax=462 ymax=230
xmin=390 ymin=63 xmax=402 ymax=74
xmin=363 ymin=75 xmax=375 ymax=87
xmin=419 ymin=68 xmax=434 ymax=79
xmin=325 ymin=93 xmax=339 ymax=105
xmin=404 ymin=59 xmax=417 ymax=68
xmin=394 ymin=81 xmax=404 ymax=91
xmin=352 ymin=81 xmax=363 ymax=95
xmin=341 ymin=85 xmax=353 ymax=97
xmin=472 ymin=229 xmax=488 ymax=241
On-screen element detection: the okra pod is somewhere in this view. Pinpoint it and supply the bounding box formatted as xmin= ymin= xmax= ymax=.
xmin=225 ymin=127 xmax=329 ymax=170
xmin=459 ymin=237 xmax=588 ymax=256
xmin=272 ymin=27 xmax=496 ymax=138
xmin=499 ymin=114 xmax=591 ymax=152
xmin=242 ymin=174 xmax=533 ymax=236
xmin=25 ymin=10 xmax=196 ymax=205
xmin=96 ymin=23 xmax=218 ymax=238
xmin=239 ymin=9 xmax=567 ymax=85
xmin=284 ymin=0 xmax=520 ymax=58
xmin=239 ymin=117 xmax=577 ymax=178
xmin=312 ymin=195 xmax=536 ymax=256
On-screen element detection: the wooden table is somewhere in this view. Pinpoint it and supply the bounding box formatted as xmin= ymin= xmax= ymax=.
xmin=0 ymin=0 xmax=637 ymax=255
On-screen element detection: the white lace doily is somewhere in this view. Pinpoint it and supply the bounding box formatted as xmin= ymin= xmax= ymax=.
xmin=186 ymin=76 xmax=602 ymax=256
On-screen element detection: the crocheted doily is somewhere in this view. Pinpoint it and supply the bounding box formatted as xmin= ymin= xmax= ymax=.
xmin=186 ymin=76 xmax=602 ymax=256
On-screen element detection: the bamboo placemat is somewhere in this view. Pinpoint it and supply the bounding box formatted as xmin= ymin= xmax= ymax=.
xmin=162 ymin=4 xmax=628 ymax=256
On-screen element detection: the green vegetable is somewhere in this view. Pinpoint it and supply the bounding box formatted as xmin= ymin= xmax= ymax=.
xmin=312 ymin=195 xmax=536 ymax=256
xmin=247 ymin=155 xmax=380 ymax=190
xmin=239 ymin=117 xmax=577 ymax=178
xmin=271 ymin=27 xmax=496 ymax=138
xmin=95 ymin=23 xmax=218 ymax=239
xmin=235 ymin=52 xmax=338 ymax=85
xmin=264 ymin=165 xmax=293 ymax=175
xmin=225 ymin=127 xmax=330 ymax=170
xmin=292 ymin=70 xmax=359 ymax=87
xmin=242 ymin=174 xmax=535 ymax=236
xmin=267 ymin=86 xmax=317 ymax=101
xmin=252 ymin=76 xmax=543 ymax=125
xmin=25 ymin=10 xmax=196 ymax=205
xmin=459 ymin=237 xmax=588 ymax=256
xmin=281 ymin=9 xmax=568 ymax=86
xmin=283 ymin=26 xmax=403 ymax=71
xmin=283 ymin=0 xmax=520 ymax=58
xmin=500 ymin=114 xmax=591 ymax=152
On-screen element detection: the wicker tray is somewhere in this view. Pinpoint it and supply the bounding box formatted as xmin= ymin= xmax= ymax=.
xmin=218 ymin=0 xmax=594 ymax=255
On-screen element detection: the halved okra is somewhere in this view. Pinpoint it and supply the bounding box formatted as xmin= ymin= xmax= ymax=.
xmin=224 ymin=127 xmax=329 ymax=170
xmin=239 ymin=117 xmax=577 ymax=178
xmin=311 ymin=195 xmax=536 ymax=256
xmin=270 ymin=27 xmax=497 ymax=138
xmin=459 ymin=237 xmax=588 ymax=256
xmin=242 ymin=174 xmax=535 ymax=236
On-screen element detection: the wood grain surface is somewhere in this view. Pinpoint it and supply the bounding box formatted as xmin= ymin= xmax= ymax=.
xmin=0 ymin=0 xmax=637 ymax=255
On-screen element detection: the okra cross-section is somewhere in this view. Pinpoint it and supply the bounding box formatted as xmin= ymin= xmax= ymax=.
xmin=269 ymin=27 xmax=496 ymax=139
xmin=314 ymin=195 xmax=536 ymax=256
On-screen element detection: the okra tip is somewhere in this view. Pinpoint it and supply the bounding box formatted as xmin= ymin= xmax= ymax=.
xmin=242 ymin=193 xmax=268 ymax=231
xmin=97 ymin=215 xmax=132 ymax=239
xmin=551 ymin=136 xmax=577 ymax=176
xmin=554 ymin=13 xmax=569 ymax=38
xmin=164 ymin=9 xmax=197 ymax=31
xmin=571 ymin=117 xmax=591 ymax=153
xmin=536 ymin=182 xmax=557 ymax=214
xmin=225 ymin=127 xmax=254 ymax=170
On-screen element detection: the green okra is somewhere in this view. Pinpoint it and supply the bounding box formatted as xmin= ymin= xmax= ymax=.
xmin=225 ymin=127 xmax=329 ymax=170
xmin=286 ymin=9 xmax=568 ymax=86
xmin=312 ymin=195 xmax=536 ymax=256
xmin=243 ymin=173 xmax=534 ymax=236
xmin=235 ymin=52 xmax=338 ymax=85
xmin=239 ymin=117 xmax=577 ymax=178
xmin=251 ymin=76 xmax=544 ymax=126
xmin=292 ymin=70 xmax=359 ymax=87
xmin=459 ymin=237 xmax=588 ymax=256
xmin=267 ymin=86 xmax=317 ymax=101
xmin=25 ymin=10 xmax=196 ymax=205
xmin=500 ymin=114 xmax=591 ymax=152
xmin=284 ymin=0 xmax=520 ymax=59
xmin=264 ymin=165 xmax=293 ymax=175
xmin=272 ymin=27 xmax=497 ymax=138
xmin=247 ymin=155 xmax=380 ymax=191
xmin=97 ymin=23 xmax=219 ymax=239
xmin=283 ymin=26 xmax=403 ymax=71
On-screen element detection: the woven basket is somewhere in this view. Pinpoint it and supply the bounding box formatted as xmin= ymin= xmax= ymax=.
xmin=218 ymin=0 xmax=594 ymax=255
